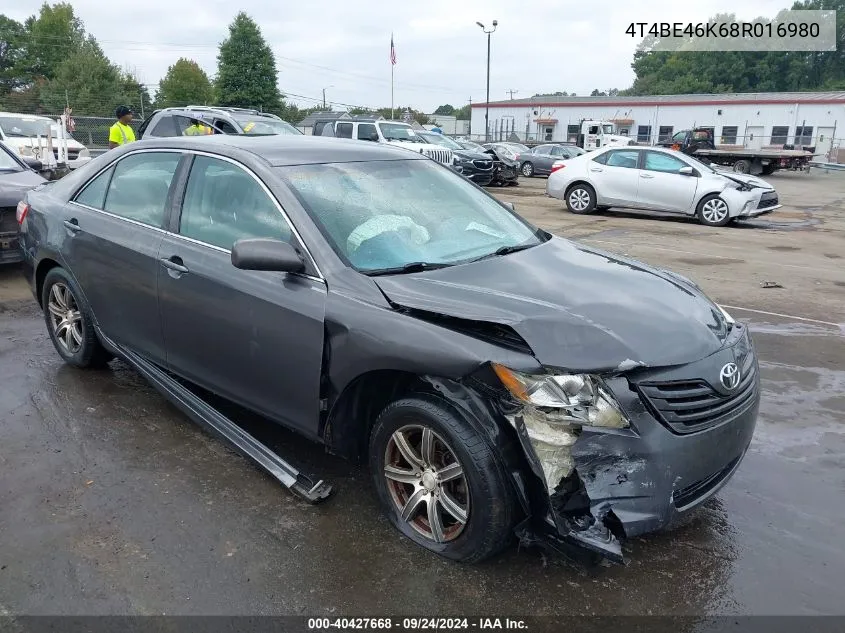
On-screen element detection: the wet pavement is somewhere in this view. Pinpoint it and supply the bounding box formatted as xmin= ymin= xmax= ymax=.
xmin=1 ymin=170 xmax=844 ymax=616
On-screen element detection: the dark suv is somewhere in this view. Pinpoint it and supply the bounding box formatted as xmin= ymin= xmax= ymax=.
xmin=138 ymin=106 xmax=301 ymax=139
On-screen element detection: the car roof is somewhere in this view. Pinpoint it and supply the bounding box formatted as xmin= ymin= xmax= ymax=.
xmin=126 ymin=135 xmax=427 ymax=166
xmin=0 ymin=111 xmax=53 ymax=120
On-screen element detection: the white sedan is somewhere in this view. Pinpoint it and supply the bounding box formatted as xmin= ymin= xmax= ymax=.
xmin=546 ymin=146 xmax=781 ymax=227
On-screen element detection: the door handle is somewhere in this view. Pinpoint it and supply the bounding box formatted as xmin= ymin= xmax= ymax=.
xmin=589 ymin=167 xmax=603 ymax=172
xmin=160 ymin=256 xmax=189 ymax=274
xmin=640 ymin=173 xmax=654 ymax=179
xmin=63 ymin=219 xmax=81 ymax=233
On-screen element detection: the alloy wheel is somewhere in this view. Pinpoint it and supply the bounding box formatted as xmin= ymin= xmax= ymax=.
xmin=701 ymin=198 xmax=729 ymax=224
xmin=521 ymin=163 xmax=534 ymax=177
xmin=47 ymin=282 xmax=83 ymax=355
xmin=569 ymin=188 xmax=591 ymax=212
xmin=383 ymin=425 xmax=470 ymax=544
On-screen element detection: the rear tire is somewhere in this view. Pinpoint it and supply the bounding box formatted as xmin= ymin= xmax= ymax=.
xmin=369 ymin=395 xmax=517 ymax=563
xmin=696 ymin=194 xmax=732 ymax=227
xmin=42 ymin=267 xmax=112 ymax=368
xmin=521 ymin=162 xmax=534 ymax=177
xmin=733 ymin=159 xmax=751 ymax=174
xmin=565 ymin=183 xmax=597 ymax=215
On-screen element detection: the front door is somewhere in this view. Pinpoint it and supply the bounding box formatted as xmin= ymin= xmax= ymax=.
xmin=746 ymin=126 xmax=764 ymax=150
xmin=636 ymin=151 xmax=699 ymax=214
xmin=63 ymin=150 xmax=183 ymax=363
xmin=590 ymin=149 xmax=642 ymax=206
xmin=157 ymin=154 xmax=327 ymax=435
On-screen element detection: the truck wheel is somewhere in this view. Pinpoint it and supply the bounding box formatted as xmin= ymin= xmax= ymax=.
xmin=565 ymin=183 xmax=596 ymax=214
xmin=521 ymin=162 xmax=534 ymax=177
xmin=733 ymin=159 xmax=751 ymax=174
xmin=696 ymin=194 xmax=732 ymax=227
xmin=369 ymin=395 xmax=517 ymax=563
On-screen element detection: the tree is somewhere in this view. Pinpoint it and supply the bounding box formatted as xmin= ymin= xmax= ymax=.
xmin=216 ymin=12 xmax=282 ymax=113
xmin=531 ymin=91 xmax=575 ymax=97
xmin=434 ymin=104 xmax=455 ymax=115
xmin=40 ymin=38 xmax=131 ymax=116
xmin=120 ymin=71 xmax=153 ymax=117
xmin=454 ymin=104 xmax=471 ymax=120
xmin=17 ymin=3 xmax=85 ymax=81
xmin=155 ymin=58 xmax=213 ymax=108
xmin=0 ymin=16 xmax=26 ymax=95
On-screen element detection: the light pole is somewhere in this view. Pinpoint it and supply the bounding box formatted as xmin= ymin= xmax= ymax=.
xmin=476 ymin=20 xmax=497 ymax=142
xmin=322 ymin=85 xmax=334 ymax=109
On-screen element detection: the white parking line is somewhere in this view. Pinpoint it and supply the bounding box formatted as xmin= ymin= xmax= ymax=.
xmin=721 ymin=305 xmax=842 ymax=328
xmin=582 ymin=239 xmax=842 ymax=274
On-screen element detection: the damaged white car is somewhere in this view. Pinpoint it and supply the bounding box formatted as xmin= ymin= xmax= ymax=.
xmin=547 ymin=146 xmax=781 ymax=226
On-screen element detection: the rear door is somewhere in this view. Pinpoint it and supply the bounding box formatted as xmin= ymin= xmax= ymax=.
xmin=588 ymin=149 xmax=642 ymax=206
xmin=64 ymin=150 xmax=184 ymax=362
xmin=156 ymin=153 xmax=327 ymax=435
xmin=530 ymin=146 xmax=554 ymax=174
xmin=636 ymin=151 xmax=699 ymax=214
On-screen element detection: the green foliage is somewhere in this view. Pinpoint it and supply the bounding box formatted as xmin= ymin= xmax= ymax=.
xmin=0 ymin=16 xmax=26 ymax=94
xmin=628 ymin=1 xmax=845 ymax=95
xmin=434 ymin=104 xmax=455 ymax=115
xmin=155 ymin=58 xmax=214 ymax=108
xmin=532 ymin=91 xmax=575 ymax=97
xmin=40 ymin=38 xmax=133 ymax=116
xmin=454 ymin=104 xmax=471 ymax=120
xmin=18 ymin=3 xmax=85 ymax=81
xmin=216 ymin=12 xmax=283 ymax=113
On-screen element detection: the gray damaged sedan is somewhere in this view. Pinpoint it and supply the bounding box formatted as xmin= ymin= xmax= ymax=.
xmin=18 ymin=135 xmax=759 ymax=564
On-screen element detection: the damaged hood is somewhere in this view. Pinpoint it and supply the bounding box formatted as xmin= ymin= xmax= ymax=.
xmin=719 ymin=172 xmax=772 ymax=189
xmin=374 ymin=237 xmax=730 ymax=372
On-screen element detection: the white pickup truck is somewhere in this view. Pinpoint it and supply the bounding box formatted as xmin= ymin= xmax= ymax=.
xmin=319 ymin=119 xmax=453 ymax=166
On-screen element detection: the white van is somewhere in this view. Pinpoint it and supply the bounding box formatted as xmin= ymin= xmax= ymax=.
xmin=0 ymin=112 xmax=91 ymax=169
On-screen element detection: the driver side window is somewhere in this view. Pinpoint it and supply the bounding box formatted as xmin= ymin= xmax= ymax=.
xmin=336 ymin=123 xmax=353 ymax=139
xmin=179 ymin=156 xmax=292 ymax=251
xmin=357 ymin=123 xmax=378 ymax=141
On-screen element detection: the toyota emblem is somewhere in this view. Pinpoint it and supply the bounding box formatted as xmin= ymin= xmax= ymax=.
xmin=720 ymin=362 xmax=740 ymax=391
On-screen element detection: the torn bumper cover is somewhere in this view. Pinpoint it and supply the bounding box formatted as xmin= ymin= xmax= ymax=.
xmin=492 ymin=337 xmax=759 ymax=564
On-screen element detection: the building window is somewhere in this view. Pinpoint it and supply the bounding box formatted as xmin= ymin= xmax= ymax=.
xmin=619 ymin=128 xmax=630 ymax=137
xmin=658 ymin=126 xmax=673 ymax=142
xmin=721 ymin=126 xmax=738 ymax=144
xmin=637 ymin=125 xmax=652 ymax=143
xmin=567 ymin=124 xmax=580 ymax=142
xmin=771 ymin=126 xmax=789 ymax=145
xmin=795 ymin=125 xmax=814 ymax=146
xmin=544 ymin=126 xmax=554 ymax=142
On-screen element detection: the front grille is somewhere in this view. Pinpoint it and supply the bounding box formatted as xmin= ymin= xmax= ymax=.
xmin=53 ymin=148 xmax=80 ymax=160
xmin=673 ymin=454 xmax=741 ymax=509
xmin=757 ymin=192 xmax=779 ymax=210
xmin=637 ymin=357 xmax=758 ymax=434
xmin=422 ymin=148 xmax=452 ymax=165
xmin=0 ymin=207 xmax=17 ymax=233
xmin=472 ymin=159 xmax=493 ymax=170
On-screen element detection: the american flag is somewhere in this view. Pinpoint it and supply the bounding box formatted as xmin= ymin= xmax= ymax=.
xmin=390 ymin=34 xmax=397 ymax=65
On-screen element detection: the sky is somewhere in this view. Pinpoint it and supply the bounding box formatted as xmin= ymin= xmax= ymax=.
xmin=11 ymin=0 xmax=793 ymax=113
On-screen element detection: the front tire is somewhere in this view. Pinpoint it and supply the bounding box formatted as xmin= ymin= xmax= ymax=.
xmin=369 ymin=395 xmax=517 ymax=563
xmin=696 ymin=194 xmax=732 ymax=227
xmin=565 ymin=183 xmax=597 ymax=214
xmin=42 ymin=267 xmax=112 ymax=368
xmin=521 ymin=162 xmax=534 ymax=177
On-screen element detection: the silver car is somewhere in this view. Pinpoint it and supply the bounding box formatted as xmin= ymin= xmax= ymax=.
xmin=546 ymin=146 xmax=782 ymax=227
xmin=519 ymin=144 xmax=585 ymax=177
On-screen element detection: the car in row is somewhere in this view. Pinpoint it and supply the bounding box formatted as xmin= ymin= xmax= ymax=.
xmin=1 ymin=141 xmax=47 ymax=264
xmin=17 ymin=134 xmax=759 ymax=564
xmin=546 ymin=145 xmax=781 ymax=226
xmin=0 ymin=112 xmax=92 ymax=170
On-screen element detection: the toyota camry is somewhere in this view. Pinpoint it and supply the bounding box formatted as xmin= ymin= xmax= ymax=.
xmin=17 ymin=135 xmax=759 ymax=564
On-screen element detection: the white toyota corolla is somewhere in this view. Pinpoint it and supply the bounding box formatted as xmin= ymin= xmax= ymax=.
xmin=546 ymin=145 xmax=781 ymax=226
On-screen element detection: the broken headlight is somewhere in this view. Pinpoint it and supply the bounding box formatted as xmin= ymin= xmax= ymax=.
xmin=492 ymin=364 xmax=629 ymax=429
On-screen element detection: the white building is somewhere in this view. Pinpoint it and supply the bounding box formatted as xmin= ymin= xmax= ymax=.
xmin=470 ymin=92 xmax=845 ymax=160
xmin=423 ymin=114 xmax=470 ymax=136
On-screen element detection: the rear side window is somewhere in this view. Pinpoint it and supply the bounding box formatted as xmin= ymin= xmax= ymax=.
xmin=606 ymin=150 xmax=640 ymax=169
xmin=74 ymin=166 xmax=114 ymax=209
xmin=357 ymin=123 xmax=377 ymax=141
xmin=591 ymin=152 xmax=609 ymax=165
xmin=149 ymin=115 xmax=178 ymax=137
xmin=103 ymin=152 xmax=181 ymax=227
xmin=178 ymin=156 xmax=291 ymax=250
xmin=336 ymin=123 xmax=353 ymax=139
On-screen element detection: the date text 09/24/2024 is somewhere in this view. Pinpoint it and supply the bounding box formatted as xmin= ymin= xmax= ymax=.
xmin=307 ymin=618 xmax=528 ymax=630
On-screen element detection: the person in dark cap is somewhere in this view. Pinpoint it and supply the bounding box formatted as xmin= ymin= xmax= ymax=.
xmin=109 ymin=105 xmax=136 ymax=149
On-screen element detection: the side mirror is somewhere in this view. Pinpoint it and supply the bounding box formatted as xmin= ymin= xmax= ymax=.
xmin=231 ymin=238 xmax=305 ymax=273
xmin=368 ymin=132 xmax=379 ymax=142
xmin=22 ymin=156 xmax=44 ymax=171
xmin=679 ymin=166 xmax=694 ymax=176
xmin=504 ymin=202 xmax=515 ymax=211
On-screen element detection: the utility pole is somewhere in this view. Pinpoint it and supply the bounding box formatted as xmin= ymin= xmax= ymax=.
xmin=506 ymin=89 xmax=518 ymax=100
xmin=476 ymin=20 xmax=498 ymax=142
xmin=468 ymin=97 xmax=472 ymax=137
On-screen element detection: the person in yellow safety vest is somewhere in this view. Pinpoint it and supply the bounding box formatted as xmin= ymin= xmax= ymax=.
xmin=108 ymin=105 xmax=136 ymax=149
xmin=183 ymin=119 xmax=213 ymax=136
